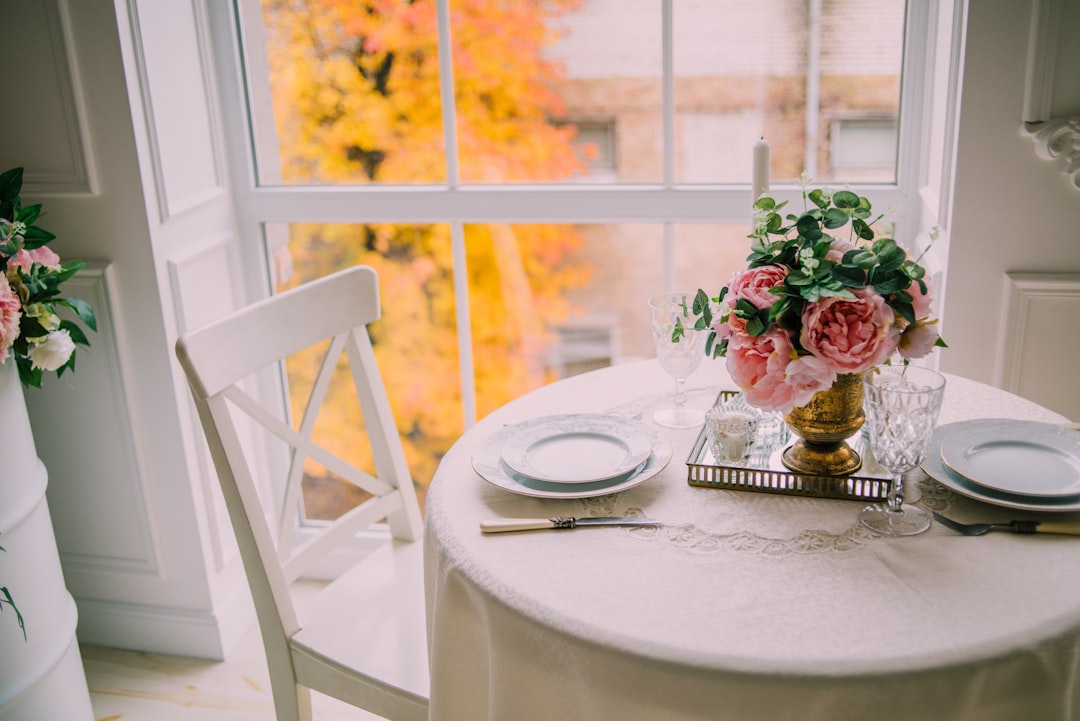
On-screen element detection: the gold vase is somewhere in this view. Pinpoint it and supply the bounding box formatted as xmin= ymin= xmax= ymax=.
xmin=781 ymin=372 xmax=864 ymax=476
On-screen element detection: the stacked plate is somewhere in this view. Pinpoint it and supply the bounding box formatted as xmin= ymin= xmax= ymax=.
xmin=921 ymin=418 xmax=1080 ymax=512
xmin=472 ymin=413 xmax=673 ymax=499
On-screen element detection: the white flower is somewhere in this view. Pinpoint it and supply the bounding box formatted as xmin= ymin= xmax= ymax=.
xmin=28 ymin=329 xmax=76 ymax=371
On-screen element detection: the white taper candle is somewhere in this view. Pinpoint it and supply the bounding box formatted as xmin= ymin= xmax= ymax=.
xmin=752 ymin=137 xmax=770 ymax=203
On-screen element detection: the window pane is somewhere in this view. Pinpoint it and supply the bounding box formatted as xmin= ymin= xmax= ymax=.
xmin=673 ymin=0 xmax=905 ymax=185
xmin=248 ymin=0 xmax=904 ymax=188
xmin=269 ymin=222 xmax=463 ymax=517
xmin=452 ymin=0 xmax=663 ymax=184
xmin=465 ymin=222 xmax=751 ymax=402
xmin=252 ymin=1 xmax=447 ymax=184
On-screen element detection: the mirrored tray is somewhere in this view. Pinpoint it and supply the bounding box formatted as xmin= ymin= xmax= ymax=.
xmin=686 ymin=392 xmax=892 ymax=502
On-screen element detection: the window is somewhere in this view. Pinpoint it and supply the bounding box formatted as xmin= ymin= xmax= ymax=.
xmin=219 ymin=0 xmax=925 ymax=519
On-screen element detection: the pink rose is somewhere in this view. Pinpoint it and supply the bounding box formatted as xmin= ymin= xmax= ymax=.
xmin=908 ymin=276 xmax=933 ymax=319
xmin=784 ymin=354 xmax=837 ymax=408
xmin=12 ymin=246 xmax=61 ymax=271
xmin=725 ymin=264 xmax=787 ymax=335
xmin=726 ymin=327 xmax=798 ymax=412
xmin=825 ymin=238 xmax=858 ymax=264
xmin=898 ymin=321 xmax=940 ymax=360
xmin=710 ymin=316 xmax=732 ymax=343
xmin=0 ymin=281 xmax=21 ymax=364
xmin=800 ymin=288 xmax=900 ymax=374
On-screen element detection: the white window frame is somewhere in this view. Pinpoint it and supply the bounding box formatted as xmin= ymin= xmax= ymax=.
xmin=208 ymin=0 xmax=934 ymax=431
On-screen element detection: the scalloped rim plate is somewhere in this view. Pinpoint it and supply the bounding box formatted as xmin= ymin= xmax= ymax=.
xmin=939 ymin=419 xmax=1080 ymax=498
xmin=473 ymin=417 xmax=672 ymax=499
xmin=921 ymin=420 xmax=1080 ymax=512
xmin=500 ymin=414 xmax=653 ymax=483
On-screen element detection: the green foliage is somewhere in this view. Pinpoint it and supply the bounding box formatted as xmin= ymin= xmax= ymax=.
xmin=0 ymin=544 xmax=26 ymax=641
xmin=743 ymin=184 xmax=922 ymax=332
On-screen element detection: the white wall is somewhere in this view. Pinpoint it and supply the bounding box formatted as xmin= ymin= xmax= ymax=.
xmin=940 ymin=0 xmax=1080 ymax=422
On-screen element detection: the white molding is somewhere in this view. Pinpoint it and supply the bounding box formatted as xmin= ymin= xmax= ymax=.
xmin=22 ymin=0 xmax=96 ymax=196
xmin=995 ymin=272 xmax=1080 ymax=393
xmin=122 ymin=0 xmax=169 ymax=223
xmin=167 ymin=236 xmax=241 ymax=575
xmin=1022 ymin=0 xmax=1061 ymax=124
xmin=47 ymin=264 xmax=162 ymax=577
xmin=1022 ymin=117 xmax=1080 ymax=191
xmin=75 ymin=596 xmax=233 ymax=661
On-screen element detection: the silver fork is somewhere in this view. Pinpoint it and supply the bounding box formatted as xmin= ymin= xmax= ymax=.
xmin=932 ymin=512 xmax=1038 ymax=536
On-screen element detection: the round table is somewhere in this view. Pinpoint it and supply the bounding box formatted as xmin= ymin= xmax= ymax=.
xmin=423 ymin=360 xmax=1080 ymax=721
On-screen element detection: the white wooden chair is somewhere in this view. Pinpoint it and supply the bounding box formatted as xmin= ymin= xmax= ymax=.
xmin=175 ymin=266 xmax=429 ymax=721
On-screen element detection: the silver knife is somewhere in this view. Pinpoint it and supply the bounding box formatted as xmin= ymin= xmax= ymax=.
xmin=480 ymin=515 xmax=661 ymax=534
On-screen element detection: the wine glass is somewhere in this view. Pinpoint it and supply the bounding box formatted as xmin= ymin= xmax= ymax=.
xmin=648 ymin=292 xmax=706 ymax=428
xmin=859 ymin=365 xmax=946 ymax=536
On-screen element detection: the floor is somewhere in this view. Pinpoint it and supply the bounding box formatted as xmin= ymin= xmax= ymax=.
xmin=82 ymin=582 xmax=384 ymax=721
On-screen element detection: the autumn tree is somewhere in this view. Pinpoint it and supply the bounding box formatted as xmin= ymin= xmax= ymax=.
xmin=261 ymin=0 xmax=592 ymax=515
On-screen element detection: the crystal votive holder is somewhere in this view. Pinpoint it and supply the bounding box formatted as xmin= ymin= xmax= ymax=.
xmin=704 ymin=406 xmax=758 ymax=465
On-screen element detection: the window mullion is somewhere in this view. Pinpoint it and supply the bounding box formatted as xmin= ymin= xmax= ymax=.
xmin=435 ymin=0 xmax=476 ymax=428
xmin=662 ymin=0 xmax=675 ymax=291
xmin=662 ymin=0 xmax=674 ymax=189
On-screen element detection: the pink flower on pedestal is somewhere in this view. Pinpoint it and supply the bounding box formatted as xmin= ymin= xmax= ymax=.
xmin=0 ymin=281 xmax=20 ymax=364
xmin=12 ymin=246 xmax=61 ymax=272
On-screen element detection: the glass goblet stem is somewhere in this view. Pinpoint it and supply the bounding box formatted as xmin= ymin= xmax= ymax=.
xmin=885 ymin=472 xmax=907 ymax=514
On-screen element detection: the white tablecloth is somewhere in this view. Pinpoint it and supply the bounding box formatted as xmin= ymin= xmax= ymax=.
xmin=424 ymin=360 xmax=1080 ymax=721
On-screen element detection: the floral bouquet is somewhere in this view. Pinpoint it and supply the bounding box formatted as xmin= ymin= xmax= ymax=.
xmin=0 ymin=167 xmax=96 ymax=388
xmin=688 ymin=178 xmax=945 ymax=415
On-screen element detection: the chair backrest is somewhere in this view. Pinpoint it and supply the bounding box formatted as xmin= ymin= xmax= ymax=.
xmin=175 ymin=265 xmax=423 ymax=648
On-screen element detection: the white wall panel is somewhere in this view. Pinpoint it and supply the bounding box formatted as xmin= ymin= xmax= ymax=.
xmin=26 ymin=266 xmax=159 ymax=581
xmin=129 ymin=0 xmax=223 ymax=220
xmin=996 ymin=272 xmax=1080 ymax=422
xmin=0 ymin=0 xmax=93 ymax=193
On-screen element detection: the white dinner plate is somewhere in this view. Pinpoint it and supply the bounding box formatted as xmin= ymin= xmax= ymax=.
xmin=921 ymin=420 xmax=1080 ymax=512
xmin=473 ymin=417 xmax=672 ymax=499
xmin=938 ymin=419 xmax=1080 ymax=498
xmin=500 ymin=414 xmax=653 ymax=483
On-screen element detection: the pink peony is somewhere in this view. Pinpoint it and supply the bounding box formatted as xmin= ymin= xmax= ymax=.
xmin=800 ymin=288 xmax=900 ymax=374
xmin=0 ymin=281 xmax=21 ymax=364
xmin=724 ymin=264 xmax=787 ymax=335
xmin=898 ymin=321 xmax=941 ymax=360
xmin=908 ymin=275 xmax=933 ymax=319
xmin=825 ymin=238 xmax=858 ymax=264
xmin=783 ymin=354 xmax=838 ymax=409
xmin=726 ymin=327 xmax=798 ymax=412
xmin=12 ymin=246 xmax=61 ymax=272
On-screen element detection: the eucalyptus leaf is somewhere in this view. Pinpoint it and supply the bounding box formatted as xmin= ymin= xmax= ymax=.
xmin=823 ymin=208 xmax=849 ymax=229
xmin=833 ymin=190 xmax=860 ymax=208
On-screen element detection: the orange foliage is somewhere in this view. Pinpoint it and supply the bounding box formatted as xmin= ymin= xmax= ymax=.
xmin=262 ymin=0 xmax=593 ymax=515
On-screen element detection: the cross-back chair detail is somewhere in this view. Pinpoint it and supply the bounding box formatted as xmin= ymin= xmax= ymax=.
xmin=176 ymin=265 xmax=428 ymax=721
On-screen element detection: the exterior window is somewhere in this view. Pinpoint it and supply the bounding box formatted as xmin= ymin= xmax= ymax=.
xmin=829 ymin=118 xmax=900 ymax=180
xmin=225 ymin=0 xmax=922 ymax=519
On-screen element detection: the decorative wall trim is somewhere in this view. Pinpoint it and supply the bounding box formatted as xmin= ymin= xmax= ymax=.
xmin=167 ymin=236 xmax=241 ymax=575
xmin=1023 ymin=117 xmax=1080 ymax=190
xmin=1022 ymin=0 xmax=1061 ymax=124
xmin=74 ymin=592 xmax=247 ymax=660
xmin=995 ymin=272 xmax=1080 ymax=419
xmin=22 ymin=0 xmax=96 ymax=196
xmin=40 ymin=264 xmax=162 ymax=577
